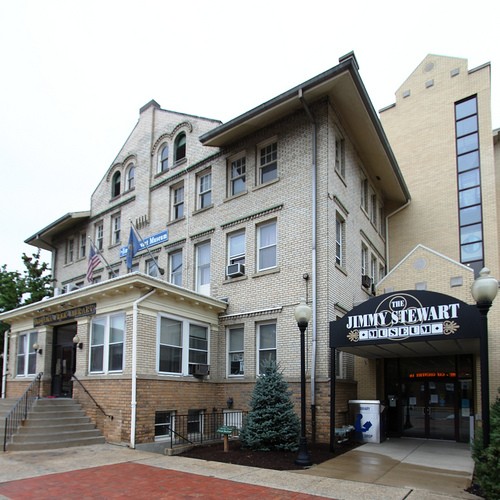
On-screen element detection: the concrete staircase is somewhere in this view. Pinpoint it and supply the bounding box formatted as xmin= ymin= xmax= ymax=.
xmin=6 ymin=398 xmax=105 ymax=451
xmin=0 ymin=398 xmax=18 ymax=447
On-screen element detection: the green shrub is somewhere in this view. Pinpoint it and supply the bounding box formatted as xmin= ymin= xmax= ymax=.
xmin=472 ymin=389 xmax=500 ymax=499
xmin=240 ymin=361 xmax=300 ymax=451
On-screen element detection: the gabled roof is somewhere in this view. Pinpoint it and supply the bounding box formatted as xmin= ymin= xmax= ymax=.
xmin=25 ymin=211 xmax=91 ymax=251
xmin=200 ymin=52 xmax=410 ymax=204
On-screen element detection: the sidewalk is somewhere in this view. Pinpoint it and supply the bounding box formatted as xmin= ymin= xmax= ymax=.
xmin=0 ymin=441 xmax=477 ymax=500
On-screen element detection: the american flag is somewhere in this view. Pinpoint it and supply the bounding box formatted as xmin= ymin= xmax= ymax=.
xmin=86 ymin=243 xmax=101 ymax=283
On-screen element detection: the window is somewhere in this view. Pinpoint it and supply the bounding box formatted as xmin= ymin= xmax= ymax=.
xmin=155 ymin=411 xmax=174 ymax=441
xmin=228 ymin=231 xmax=245 ymax=265
xmin=187 ymin=409 xmax=203 ymax=436
xmin=335 ymin=136 xmax=345 ymax=177
xmin=361 ymin=244 xmax=368 ymax=276
xmin=197 ymin=171 xmax=212 ymax=209
xmin=258 ymin=322 xmax=276 ymax=374
xmin=96 ymin=223 xmax=104 ymax=251
xmin=16 ymin=332 xmax=38 ymax=376
xmin=335 ymin=213 xmax=345 ymax=267
xmin=126 ymin=164 xmax=135 ymax=191
xmin=257 ymin=221 xmax=277 ymax=271
xmin=196 ymin=242 xmax=211 ymax=295
xmin=171 ymin=183 xmax=184 ymax=220
xmin=370 ymin=255 xmax=377 ymax=283
xmin=79 ymin=233 xmax=86 ymax=259
xmin=66 ymin=238 xmax=74 ymax=264
xmin=229 ymin=155 xmax=246 ymax=196
xmin=112 ymin=171 xmax=121 ymax=197
xmin=259 ymin=141 xmax=278 ymax=184
xmin=370 ymin=192 xmax=377 ymax=225
xmin=158 ymin=315 xmax=209 ymax=375
xmin=159 ymin=144 xmax=169 ymax=172
xmin=90 ymin=314 xmax=125 ymax=373
xmin=169 ymin=250 xmax=183 ymax=286
xmin=111 ymin=214 xmax=121 ymax=245
xmin=174 ymin=133 xmax=186 ymax=163
xmin=455 ymin=95 xmax=483 ymax=275
xmin=228 ymin=326 xmax=244 ymax=376
xmin=379 ymin=204 xmax=385 ymax=237
xmin=361 ymin=178 xmax=369 ymax=212
xmin=146 ymin=257 xmax=159 ymax=277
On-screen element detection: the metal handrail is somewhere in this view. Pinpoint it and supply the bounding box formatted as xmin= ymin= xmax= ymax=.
xmin=3 ymin=372 xmax=43 ymax=452
xmin=72 ymin=374 xmax=113 ymax=420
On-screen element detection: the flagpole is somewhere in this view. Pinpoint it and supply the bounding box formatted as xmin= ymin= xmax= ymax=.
xmin=88 ymin=237 xmax=118 ymax=278
xmin=129 ymin=221 xmax=165 ymax=275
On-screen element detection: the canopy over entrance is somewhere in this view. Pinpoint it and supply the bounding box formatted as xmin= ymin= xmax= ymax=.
xmin=330 ymin=290 xmax=482 ymax=359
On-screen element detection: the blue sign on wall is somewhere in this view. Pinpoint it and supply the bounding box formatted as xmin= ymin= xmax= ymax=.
xmin=119 ymin=229 xmax=169 ymax=257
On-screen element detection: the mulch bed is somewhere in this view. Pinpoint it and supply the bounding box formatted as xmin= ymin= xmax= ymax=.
xmin=179 ymin=439 xmax=359 ymax=471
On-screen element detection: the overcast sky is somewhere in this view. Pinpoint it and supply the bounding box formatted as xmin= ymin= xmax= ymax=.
xmin=1 ymin=0 xmax=499 ymax=274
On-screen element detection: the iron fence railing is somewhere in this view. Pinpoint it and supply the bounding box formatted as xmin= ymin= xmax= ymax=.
xmin=163 ymin=410 xmax=247 ymax=449
xmin=72 ymin=375 xmax=113 ymax=420
xmin=3 ymin=372 xmax=43 ymax=451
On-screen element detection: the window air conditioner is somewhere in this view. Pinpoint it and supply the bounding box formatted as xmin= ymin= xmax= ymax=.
xmin=193 ymin=364 xmax=210 ymax=377
xmin=227 ymin=263 xmax=245 ymax=278
xmin=361 ymin=274 xmax=372 ymax=289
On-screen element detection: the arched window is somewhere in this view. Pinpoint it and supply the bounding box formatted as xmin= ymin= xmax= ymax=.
xmin=112 ymin=171 xmax=121 ymax=197
xmin=126 ymin=164 xmax=135 ymax=191
xmin=159 ymin=144 xmax=169 ymax=172
xmin=174 ymin=133 xmax=186 ymax=163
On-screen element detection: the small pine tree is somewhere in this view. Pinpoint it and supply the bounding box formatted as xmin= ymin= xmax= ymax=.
xmin=240 ymin=361 xmax=300 ymax=451
xmin=472 ymin=389 xmax=500 ymax=499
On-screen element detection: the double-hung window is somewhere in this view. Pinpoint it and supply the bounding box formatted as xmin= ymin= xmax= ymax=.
xmin=335 ymin=213 xmax=345 ymax=267
xmin=90 ymin=314 xmax=125 ymax=373
xmin=79 ymin=233 xmax=86 ymax=259
xmin=335 ymin=136 xmax=345 ymax=177
xmin=111 ymin=214 xmax=121 ymax=245
xmin=196 ymin=242 xmax=211 ymax=295
xmin=361 ymin=244 xmax=368 ymax=277
xmin=96 ymin=223 xmax=104 ymax=251
xmin=361 ymin=178 xmax=369 ymax=212
xmin=158 ymin=315 xmax=209 ymax=375
xmin=257 ymin=221 xmax=277 ymax=271
xmin=66 ymin=239 xmax=74 ymax=264
xmin=228 ymin=231 xmax=245 ymax=266
xmin=228 ymin=326 xmax=244 ymax=376
xmin=159 ymin=144 xmax=169 ymax=172
xmin=257 ymin=322 xmax=276 ymax=374
xmin=229 ymin=155 xmax=246 ymax=196
xmin=169 ymin=250 xmax=183 ymax=286
xmin=126 ymin=163 xmax=135 ymax=190
xmin=146 ymin=257 xmax=159 ymax=277
xmin=16 ymin=332 xmax=38 ymax=377
xmin=171 ymin=183 xmax=184 ymax=220
xmin=155 ymin=411 xmax=174 ymax=441
xmin=197 ymin=171 xmax=212 ymax=209
xmin=259 ymin=141 xmax=278 ymax=184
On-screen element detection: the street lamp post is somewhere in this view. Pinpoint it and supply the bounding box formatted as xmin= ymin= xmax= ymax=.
xmin=471 ymin=267 xmax=498 ymax=449
xmin=294 ymin=298 xmax=312 ymax=466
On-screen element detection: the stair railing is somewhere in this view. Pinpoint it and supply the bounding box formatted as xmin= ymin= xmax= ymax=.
xmin=72 ymin=375 xmax=113 ymax=420
xmin=3 ymin=372 xmax=43 ymax=452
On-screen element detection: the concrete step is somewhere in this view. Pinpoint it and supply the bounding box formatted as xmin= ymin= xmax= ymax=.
xmin=8 ymin=435 xmax=105 ymax=451
xmin=12 ymin=428 xmax=103 ymax=444
xmin=4 ymin=398 xmax=105 ymax=451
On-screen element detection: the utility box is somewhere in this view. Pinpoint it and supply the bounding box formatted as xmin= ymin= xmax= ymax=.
xmin=348 ymin=400 xmax=386 ymax=443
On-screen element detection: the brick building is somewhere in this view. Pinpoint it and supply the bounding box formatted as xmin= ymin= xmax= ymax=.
xmin=1 ymin=52 xmax=499 ymax=448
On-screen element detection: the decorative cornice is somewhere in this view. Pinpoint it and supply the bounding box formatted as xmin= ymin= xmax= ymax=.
xmin=164 ymin=238 xmax=187 ymax=250
xmin=220 ymin=306 xmax=283 ymax=320
xmin=189 ymin=228 xmax=215 ymax=241
xmin=220 ymin=204 xmax=283 ymax=230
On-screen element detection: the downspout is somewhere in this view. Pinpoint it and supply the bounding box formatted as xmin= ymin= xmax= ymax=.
xmin=130 ymin=288 xmax=156 ymax=449
xmin=299 ymin=89 xmax=318 ymax=442
xmin=385 ymin=200 xmax=411 ymax=270
xmin=1 ymin=330 xmax=9 ymax=398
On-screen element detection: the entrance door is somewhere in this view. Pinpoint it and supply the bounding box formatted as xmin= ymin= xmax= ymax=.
xmin=51 ymin=324 xmax=77 ymax=397
xmin=402 ymin=379 xmax=457 ymax=440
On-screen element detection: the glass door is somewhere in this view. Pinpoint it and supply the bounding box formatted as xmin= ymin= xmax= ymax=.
xmin=402 ymin=379 xmax=457 ymax=440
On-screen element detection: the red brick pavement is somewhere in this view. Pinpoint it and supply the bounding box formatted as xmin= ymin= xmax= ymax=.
xmin=0 ymin=462 xmax=333 ymax=499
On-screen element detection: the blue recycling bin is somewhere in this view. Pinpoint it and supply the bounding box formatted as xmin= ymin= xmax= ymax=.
xmin=348 ymin=400 xmax=386 ymax=443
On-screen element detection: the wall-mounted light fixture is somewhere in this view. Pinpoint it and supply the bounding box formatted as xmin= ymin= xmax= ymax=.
xmin=32 ymin=343 xmax=43 ymax=355
xmin=226 ymin=397 xmax=234 ymax=409
xmin=73 ymin=334 xmax=83 ymax=350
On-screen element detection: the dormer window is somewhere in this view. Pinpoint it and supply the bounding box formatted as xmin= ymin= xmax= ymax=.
xmin=112 ymin=171 xmax=121 ymax=197
xmin=174 ymin=133 xmax=186 ymax=163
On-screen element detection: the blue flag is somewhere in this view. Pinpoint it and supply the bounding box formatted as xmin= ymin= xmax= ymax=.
xmin=126 ymin=226 xmax=140 ymax=271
